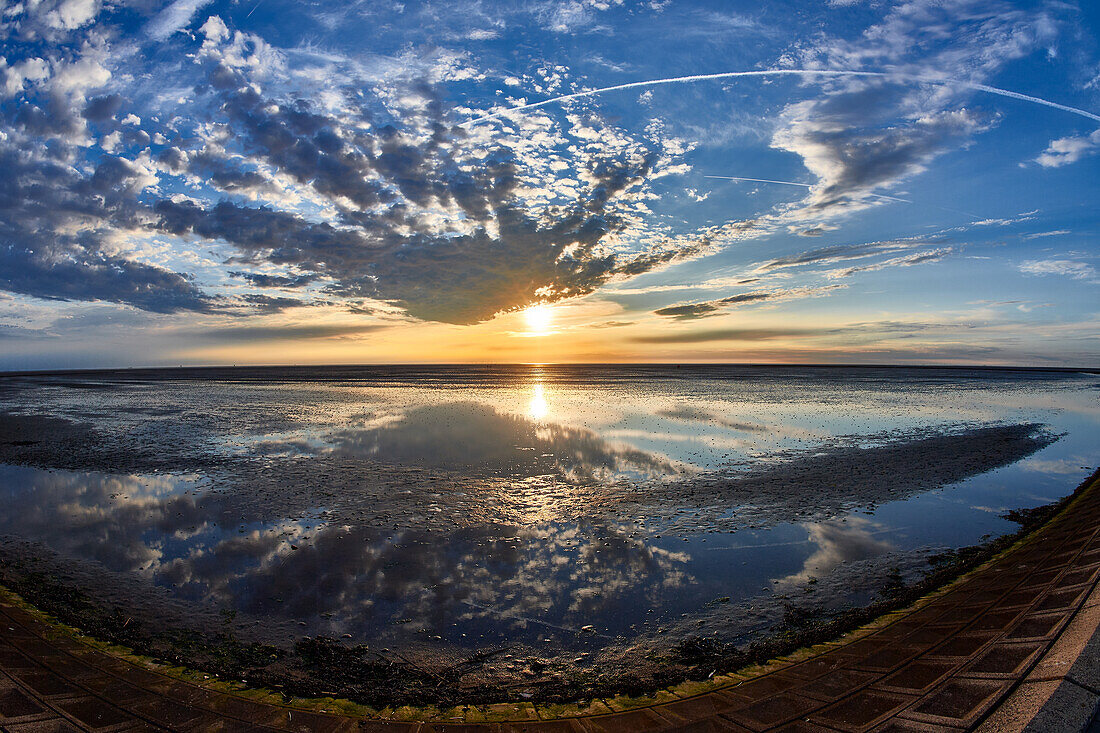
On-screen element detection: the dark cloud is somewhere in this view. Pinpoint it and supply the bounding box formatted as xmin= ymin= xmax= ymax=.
xmin=632 ymin=328 xmax=813 ymax=344
xmin=144 ymin=63 xmax=700 ymax=324
xmin=653 ymin=303 xmax=720 ymax=320
xmin=830 ymin=249 xmax=952 ymax=278
xmin=0 ymin=19 xmax=705 ymax=324
xmin=0 ymin=246 xmax=213 ymax=313
xmin=654 ymin=292 xmax=771 ymax=320
xmin=589 ymin=320 xmax=635 ymax=328
xmin=169 ymin=322 xmax=388 ymax=343
xmin=236 ymin=294 xmax=305 ymax=313
xmin=0 ymin=324 xmax=56 ymax=340
xmin=229 ymin=271 xmax=320 ymax=288
xmin=82 ymin=94 xmax=124 ymax=123
xmin=761 ymin=240 xmax=941 ymax=271
xmin=0 ymin=147 xmax=215 ymax=313
xmin=776 ymin=90 xmax=981 ymax=221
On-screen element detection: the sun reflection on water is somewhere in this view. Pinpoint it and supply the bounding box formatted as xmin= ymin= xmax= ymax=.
xmin=529 ymin=382 xmax=549 ymax=421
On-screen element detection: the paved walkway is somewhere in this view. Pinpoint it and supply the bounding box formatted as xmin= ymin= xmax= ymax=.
xmin=2 ymin=474 xmax=1099 ymax=732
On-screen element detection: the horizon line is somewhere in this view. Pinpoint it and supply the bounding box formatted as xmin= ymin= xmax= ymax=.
xmin=2 ymin=362 xmax=1097 ymax=378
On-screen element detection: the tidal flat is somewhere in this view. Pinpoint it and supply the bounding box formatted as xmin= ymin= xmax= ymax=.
xmin=0 ymin=365 xmax=1096 ymax=705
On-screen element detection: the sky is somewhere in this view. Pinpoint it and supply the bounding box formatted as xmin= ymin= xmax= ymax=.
xmin=0 ymin=0 xmax=1098 ymax=369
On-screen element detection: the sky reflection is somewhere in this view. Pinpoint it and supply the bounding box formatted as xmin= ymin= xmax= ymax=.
xmin=244 ymin=401 xmax=684 ymax=483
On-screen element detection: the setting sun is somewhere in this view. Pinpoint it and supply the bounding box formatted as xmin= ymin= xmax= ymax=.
xmin=523 ymin=304 xmax=553 ymax=334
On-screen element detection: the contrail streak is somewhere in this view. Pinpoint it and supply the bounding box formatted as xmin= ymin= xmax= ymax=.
xmin=703 ymin=175 xmax=910 ymax=203
xmin=704 ymin=175 xmax=814 ymax=188
xmin=462 ymin=68 xmax=1100 ymax=126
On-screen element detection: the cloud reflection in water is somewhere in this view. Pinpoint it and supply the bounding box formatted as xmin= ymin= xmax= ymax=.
xmin=0 ymin=465 xmax=692 ymax=644
xmin=779 ymin=518 xmax=894 ymax=586
xmin=251 ymin=401 xmax=684 ymax=484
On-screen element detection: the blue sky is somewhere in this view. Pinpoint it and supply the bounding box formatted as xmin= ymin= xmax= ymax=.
xmin=0 ymin=0 xmax=1097 ymax=368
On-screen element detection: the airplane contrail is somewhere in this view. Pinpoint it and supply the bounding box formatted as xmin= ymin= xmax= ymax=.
xmin=703 ymin=175 xmax=814 ymax=188
xmin=703 ymin=175 xmax=911 ymax=203
xmin=461 ymin=68 xmax=1100 ymax=127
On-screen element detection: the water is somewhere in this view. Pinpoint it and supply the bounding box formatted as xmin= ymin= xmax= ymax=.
xmin=0 ymin=365 xmax=1096 ymax=669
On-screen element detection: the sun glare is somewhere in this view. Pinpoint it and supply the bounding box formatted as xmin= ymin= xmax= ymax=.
xmin=524 ymin=304 xmax=553 ymax=334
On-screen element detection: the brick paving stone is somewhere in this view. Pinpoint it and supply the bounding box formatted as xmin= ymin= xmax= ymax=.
xmin=794 ymin=669 xmax=878 ymax=702
xmin=648 ymin=719 xmax=750 ymax=733
xmin=895 ymin=627 xmax=958 ymax=647
xmin=2 ymin=720 xmax=86 ymax=733
xmin=88 ymin=681 xmax=158 ymax=709
xmin=499 ymin=720 xmax=586 ymax=733
xmin=883 ymin=608 xmax=942 ymax=630
xmin=1015 ymin=570 xmax=1060 ymax=590
xmin=1059 ymin=565 xmax=1100 ymax=587
xmin=872 ymin=720 xmax=962 ymax=732
xmin=925 ymin=632 xmax=998 ymax=660
xmin=26 ymin=656 xmax=97 ymax=686
xmin=874 ymin=659 xmax=959 ymax=695
xmin=1078 ymin=547 xmax=1100 ymax=562
xmin=783 ymin=657 xmax=849 ymax=680
xmin=10 ymin=671 xmax=82 ymax=698
xmin=961 ymin=641 xmax=1044 ymax=677
xmin=966 ymin=608 xmax=1027 ymax=632
xmin=922 ymin=605 xmax=989 ymax=629
xmin=1034 ymin=584 xmax=1091 ymax=612
xmin=655 ymin=691 xmax=746 ymax=721
xmin=722 ymin=673 xmax=803 ymax=701
xmin=127 ymin=697 xmax=206 ymax=728
xmin=765 ymin=722 xmax=836 ymax=732
xmin=898 ymin=679 xmax=1011 ymax=728
xmin=829 ymin=639 xmax=894 ymax=666
xmin=113 ymin=669 xmax=174 ymax=696
xmin=178 ymin=713 xmax=272 ymax=732
xmin=1002 ymin=611 xmax=1070 ymax=641
xmin=419 ymin=724 xmax=503 ymax=733
xmin=54 ymin=697 xmax=135 ymax=729
xmin=996 ymin=587 xmax=1048 ymax=610
xmin=808 ymin=688 xmax=915 ymax=732
xmin=0 ymin=646 xmax=37 ymax=671
xmin=579 ymin=708 xmax=672 ymax=732
xmin=0 ymin=685 xmax=48 ymax=719
xmin=721 ymin=691 xmax=823 ymax=731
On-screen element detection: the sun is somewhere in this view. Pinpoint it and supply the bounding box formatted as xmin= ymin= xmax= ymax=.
xmin=523 ymin=304 xmax=553 ymax=334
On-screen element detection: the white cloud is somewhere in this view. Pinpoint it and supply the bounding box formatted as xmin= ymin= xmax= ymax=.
xmin=1034 ymin=129 xmax=1100 ymax=168
xmin=1018 ymin=259 xmax=1098 ymax=282
xmin=148 ymin=0 xmax=216 ymax=40
xmin=44 ymin=0 xmax=98 ymax=30
xmin=465 ymin=28 xmax=500 ymax=40
xmin=0 ymin=57 xmax=50 ymax=97
xmin=1023 ymin=230 xmax=1069 ymax=240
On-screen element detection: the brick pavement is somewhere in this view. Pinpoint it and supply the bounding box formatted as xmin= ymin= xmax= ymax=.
xmin=2 ymin=474 xmax=1099 ymax=732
